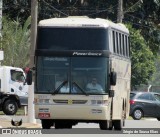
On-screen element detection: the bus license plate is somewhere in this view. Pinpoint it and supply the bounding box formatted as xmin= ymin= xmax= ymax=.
xmin=38 ymin=113 xmax=50 ymax=118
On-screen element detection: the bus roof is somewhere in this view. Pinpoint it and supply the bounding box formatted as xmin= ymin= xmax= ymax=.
xmin=38 ymin=16 xmax=129 ymax=33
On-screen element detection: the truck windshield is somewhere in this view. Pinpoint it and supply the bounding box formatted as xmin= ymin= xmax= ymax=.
xmin=36 ymin=57 xmax=109 ymax=94
xmin=11 ymin=70 xmax=25 ymax=83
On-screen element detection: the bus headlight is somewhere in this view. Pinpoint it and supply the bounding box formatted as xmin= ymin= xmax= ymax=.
xmin=91 ymin=100 xmax=109 ymax=106
xmin=34 ymin=98 xmax=50 ymax=104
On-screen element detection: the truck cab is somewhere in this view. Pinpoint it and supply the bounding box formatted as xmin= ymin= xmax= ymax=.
xmin=0 ymin=66 xmax=28 ymax=115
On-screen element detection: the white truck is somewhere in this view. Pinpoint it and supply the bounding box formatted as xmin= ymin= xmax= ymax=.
xmin=0 ymin=66 xmax=28 ymax=115
xmin=0 ymin=51 xmax=28 ymax=115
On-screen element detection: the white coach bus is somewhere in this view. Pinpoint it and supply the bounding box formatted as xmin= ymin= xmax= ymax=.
xmin=27 ymin=16 xmax=131 ymax=130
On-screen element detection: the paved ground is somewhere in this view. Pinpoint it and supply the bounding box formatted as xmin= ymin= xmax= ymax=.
xmin=0 ymin=115 xmax=158 ymax=128
xmin=0 ymin=115 xmax=41 ymax=128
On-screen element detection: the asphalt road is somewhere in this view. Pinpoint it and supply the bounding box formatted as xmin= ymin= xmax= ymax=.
xmin=0 ymin=115 xmax=159 ymax=136
xmin=0 ymin=115 xmax=159 ymax=128
xmin=0 ymin=115 xmax=159 ymax=127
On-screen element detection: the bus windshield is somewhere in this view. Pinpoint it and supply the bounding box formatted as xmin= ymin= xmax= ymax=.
xmin=37 ymin=27 xmax=108 ymax=50
xmin=36 ymin=57 xmax=109 ymax=94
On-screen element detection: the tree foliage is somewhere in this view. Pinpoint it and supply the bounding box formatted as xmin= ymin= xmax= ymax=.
xmin=123 ymin=0 xmax=160 ymax=56
xmin=127 ymin=24 xmax=156 ymax=89
xmin=3 ymin=0 xmax=31 ymax=25
xmin=2 ymin=0 xmax=160 ymax=87
xmin=2 ymin=16 xmax=31 ymax=68
xmin=3 ymin=0 xmax=160 ymax=54
xmin=149 ymin=55 xmax=160 ymax=86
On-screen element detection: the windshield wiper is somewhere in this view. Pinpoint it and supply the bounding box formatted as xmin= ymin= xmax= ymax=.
xmin=73 ymin=82 xmax=88 ymax=96
xmin=52 ymin=81 xmax=68 ymax=95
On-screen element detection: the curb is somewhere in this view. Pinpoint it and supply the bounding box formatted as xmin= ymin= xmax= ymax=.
xmin=146 ymin=118 xmax=157 ymax=121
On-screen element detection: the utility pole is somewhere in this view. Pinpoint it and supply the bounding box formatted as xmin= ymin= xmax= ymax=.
xmin=117 ymin=0 xmax=123 ymax=23
xmin=28 ymin=0 xmax=38 ymax=123
xmin=0 ymin=0 xmax=3 ymax=65
xmin=0 ymin=0 xmax=2 ymax=47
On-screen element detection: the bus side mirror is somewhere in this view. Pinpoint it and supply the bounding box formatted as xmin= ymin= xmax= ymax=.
xmin=109 ymin=90 xmax=114 ymax=97
xmin=26 ymin=70 xmax=32 ymax=85
xmin=110 ymin=71 xmax=117 ymax=86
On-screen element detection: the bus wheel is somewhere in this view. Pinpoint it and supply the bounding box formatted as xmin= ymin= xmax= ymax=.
xmin=157 ymin=118 xmax=160 ymax=121
xmin=113 ymin=109 xmax=125 ymax=130
xmin=108 ymin=120 xmax=113 ymax=130
xmin=113 ymin=120 xmax=123 ymax=130
xmin=99 ymin=120 xmax=109 ymax=130
xmin=41 ymin=119 xmax=53 ymax=129
xmin=55 ymin=122 xmax=60 ymax=129
xmin=55 ymin=122 xmax=72 ymax=129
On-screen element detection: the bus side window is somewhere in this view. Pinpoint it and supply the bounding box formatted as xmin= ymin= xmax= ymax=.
xmin=128 ymin=37 xmax=130 ymax=57
xmin=119 ymin=33 xmax=122 ymax=55
xmin=125 ymin=35 xmax=128 ymax=57
xmin=126 ymin=36 xmax=130 ymax=58
xmin=122 ymin=34 xmax=125 ymax=56
xmin=116 ymin=32 xmax=119 ymax=54
xmin=112 ymin=31 xmax=116 ymax=53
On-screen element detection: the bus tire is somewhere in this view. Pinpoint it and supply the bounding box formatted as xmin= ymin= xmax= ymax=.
xmin=55 ymin=122 xmax=72 ymax=129
xmin=157 ymin=118 xmax=160 ymax=121
xmin=108 ymin=120 xmax=113 ymax=130
xmin=3 ymin=100 xmax=18 ymax=115
xmin=42 ymin=119 xmax=53 ymax=129
xmin=113 ymin=120 xmax=123 ymax=130
xmin=99 ymin=120 xmax=109 ymax=130
xmin=113 ymin=109 xmax=125 ymax=130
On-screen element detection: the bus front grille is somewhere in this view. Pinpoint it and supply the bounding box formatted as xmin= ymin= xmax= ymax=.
xmin=53 ymin=100 xmax=87 ymax=104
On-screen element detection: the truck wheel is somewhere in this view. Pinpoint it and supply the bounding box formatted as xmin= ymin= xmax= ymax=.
xmin=3 ymin=100 xmax=18 ymax=115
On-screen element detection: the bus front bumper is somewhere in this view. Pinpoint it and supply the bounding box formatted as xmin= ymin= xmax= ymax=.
xmin=35 ymin=104 xmax=111 ymax=120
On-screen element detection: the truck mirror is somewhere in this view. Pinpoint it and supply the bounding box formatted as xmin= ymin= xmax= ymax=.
xmin=26 ymin=70 xmax=32 ymax=85
xmin=110 ymin=71 xmax=117 ymax=86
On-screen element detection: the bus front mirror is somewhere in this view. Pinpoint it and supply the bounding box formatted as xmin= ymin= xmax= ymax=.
xmin=109 ymin=90 xmax=114 ymax=97
xmin=110 ymin=71 xmax=117 ymax=86
xmin=26 ymin=70 xmax=32 ymax=85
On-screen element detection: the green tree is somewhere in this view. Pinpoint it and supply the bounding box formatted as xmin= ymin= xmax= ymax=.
xmin=123 ymin=0 xmax=160 ymax=56
xmin=3 ymin=0 xmax=160 ymax=87
xmin=127 ymin=24 xmax=156 ymax=89
xmin=2 ymin=16 xmax=31 ymax=68
xmin=3 ymin=0 xmax=30 ymax=25
xmin=149 ymin=54 xmax=160 ymax=86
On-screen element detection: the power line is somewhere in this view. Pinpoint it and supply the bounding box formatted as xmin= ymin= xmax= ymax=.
xmin=83 ymin=4 xmax=118 ymax=16
xmin=125 ymin=13 xmax=144 ymax=21
xmin=124 ymin=0 xmax=143 ymax=14
xmin=40 ymin=0 xmax=118 ymax=18
xmin=42 ymin=0 xmax=69 ymax=17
